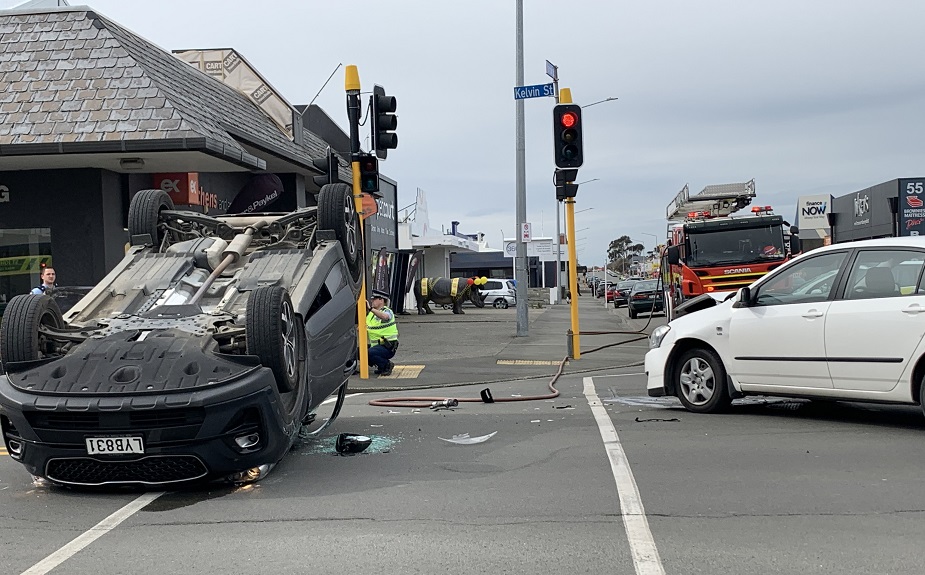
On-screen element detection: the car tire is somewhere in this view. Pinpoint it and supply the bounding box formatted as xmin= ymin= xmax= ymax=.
xmin=628 ymin=306 xmax=637 ymax=319
xmin=246 ymin=286 xmax=303 ymax=394
xmin=0 ymin=294 xmax=63 ymax=369
xmin=673 ymin=347 xmax=731 ymax=414
xmin=128 ymin=189 xmax=174 ymax=249
xmin=318 ymin=183 xmax=362 ymax=283
xmin=492 ymin=298 xmax=509 ymax=309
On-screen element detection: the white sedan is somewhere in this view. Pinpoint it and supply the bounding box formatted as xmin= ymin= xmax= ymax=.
xmin=646 ymin=237 xmax=925 ymax=414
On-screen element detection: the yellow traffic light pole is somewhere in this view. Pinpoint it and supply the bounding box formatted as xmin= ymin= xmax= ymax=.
xmin=560 ymin=88 xmax=581 ymax=359
xmin=345 ymin=65 xmax=370 ymax=379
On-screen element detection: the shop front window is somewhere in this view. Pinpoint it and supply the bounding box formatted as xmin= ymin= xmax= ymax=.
xmin=0 ymin=228 xmax=52 ymax=315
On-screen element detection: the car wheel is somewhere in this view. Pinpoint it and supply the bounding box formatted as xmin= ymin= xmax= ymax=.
xmin=318 ymin=183 xmax=362 ymax=283
xmin=493 ymin=298 xmax=509 ymax=309
xmin=128 ymin=189 xmax=174 ymax=249
xmin=628 ymin=306 xmax=637 ymax=319
xmin=246 ymin=286 xmax=303 ymax=394
xmin=0 ymin=295 xmax=64 ymax=369
xmin=673 ymin=347 xmax=731 ymax=413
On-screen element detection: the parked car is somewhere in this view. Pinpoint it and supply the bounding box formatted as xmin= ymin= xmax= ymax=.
xmin=0 ymin=185 xmax=362 ymax=487
xmin=627 ymin=279 xmax=664 ymax=318
xmin=612 ymin=280 xmax=638 ymax=307
xmin=480 ymin=278 xmax=516 ymax=309
xmin=645 ymin=237 xmax=925 ymax=415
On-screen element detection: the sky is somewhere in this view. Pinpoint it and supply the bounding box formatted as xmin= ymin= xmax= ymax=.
xmin=8 ymin=0 xmax=925 ymax=266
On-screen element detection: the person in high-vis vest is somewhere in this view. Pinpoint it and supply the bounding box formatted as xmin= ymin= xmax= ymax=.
xmin=366 ymin=290 xmax=399 ymax=376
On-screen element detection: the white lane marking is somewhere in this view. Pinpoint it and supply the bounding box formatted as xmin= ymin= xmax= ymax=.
xmin=593 ymin=372 xmax=646 ymax=378
xmin=584 ymin=377 xmax=666 ymax=575
xmin=21 ymin=492 xmax=163 ymax=575
xmin=322 ymin=392 xmax=362 ymax=405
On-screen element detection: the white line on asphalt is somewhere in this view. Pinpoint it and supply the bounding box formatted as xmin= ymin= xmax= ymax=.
xmin=21 ymin=492 xmax=163 ymax=575
xmin=584 ymin=377 xmax=666 ymax=575
xmin=592 ymin=372 xmax=646 ymax=378
xmin=322 ymin=392 xmax=362 ymax=405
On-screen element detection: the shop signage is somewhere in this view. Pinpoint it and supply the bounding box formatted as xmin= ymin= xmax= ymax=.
xmin=0 ymin=185 xmax=9 ymax=203
xmin=796 ymin=194 xmax=831 ymax=230
xmin=0 ymin=255 xmax=51 ymax=276
xmin=899 ymin=178 xmax=925 ymax=236
xmin=153 ymin=173 xmax=218 ymax=209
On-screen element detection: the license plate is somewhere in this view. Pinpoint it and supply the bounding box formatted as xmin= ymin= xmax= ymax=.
xmin=649 ymin=294 xmax=658 ymax=299
xmin=85 ymin=436 xmax=144 ymax=455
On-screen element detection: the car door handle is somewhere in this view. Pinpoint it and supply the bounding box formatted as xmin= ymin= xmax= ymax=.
xmin=902 ymin=304 xmax=925 ymax=315
xmin=802 ymin=309 xmax=824 ymax=318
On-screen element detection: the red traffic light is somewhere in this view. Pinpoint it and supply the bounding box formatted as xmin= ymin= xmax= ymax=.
xmin=553 ymin=104 xmax=583 ymax=169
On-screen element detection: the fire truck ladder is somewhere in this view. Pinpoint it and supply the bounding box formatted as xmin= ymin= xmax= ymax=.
xmin=666 ymin=179 xmax=756 ymax=221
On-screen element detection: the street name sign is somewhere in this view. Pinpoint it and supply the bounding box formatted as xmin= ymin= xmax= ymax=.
xmin=514 ymin=83 xmax=555 ymax=100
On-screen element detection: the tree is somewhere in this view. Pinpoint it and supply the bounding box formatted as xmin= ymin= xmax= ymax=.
xmin=607 ymin=235 xmax=645 ymax=273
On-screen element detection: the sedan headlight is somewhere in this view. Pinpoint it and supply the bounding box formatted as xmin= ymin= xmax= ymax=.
xmin=649 ymin=325 xmax=671 ymax=349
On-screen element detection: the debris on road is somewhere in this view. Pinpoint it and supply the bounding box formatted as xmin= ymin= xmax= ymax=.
xmin=634 ymin=417 xmax=680 ymax=423
xmin=438 ymin=431 xmax=498 ymax=445
xmin=335 ymin=433 xmax=373 ymax=454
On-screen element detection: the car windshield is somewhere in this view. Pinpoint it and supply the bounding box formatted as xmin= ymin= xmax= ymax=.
xmin=634 ymin=280 xmax=659 ymax=291
xmin=617 ymin=281 xmax=636 ymax=289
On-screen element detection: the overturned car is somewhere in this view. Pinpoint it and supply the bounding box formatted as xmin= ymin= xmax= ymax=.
xmin=0 ymin=183 xmax=362 ymax=487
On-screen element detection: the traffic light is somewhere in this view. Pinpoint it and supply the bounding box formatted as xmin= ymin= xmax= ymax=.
xmin=358 ymin=154 xmax=379 ymax=195
xmin=554 ymin=168 xmax=579 ymax=201
xmin=312 ymin=147 xmax=339 ymax=187
xmin=371 ymin=85 xmax=398 ymax=159
xmin=553 ymin=104 xmax=583 ymax=168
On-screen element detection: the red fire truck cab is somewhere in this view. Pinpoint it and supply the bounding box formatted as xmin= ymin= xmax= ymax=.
xmin=664 ymin=180 xmax=788 ymax=301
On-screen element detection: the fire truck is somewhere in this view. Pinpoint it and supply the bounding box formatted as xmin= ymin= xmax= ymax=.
xmin=663 ymin=179 xmax=788 ymax=301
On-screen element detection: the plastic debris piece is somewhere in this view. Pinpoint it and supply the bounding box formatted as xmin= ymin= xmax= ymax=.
xmin=369 ymin=424 xmax=384 ymax=428
xmin=552 ymin=404 xmax=572 ymax=409
xmin=335 ymin=433 xmax=373 ymax=454
xmin=530 ymin=419 xmax=541 ymax=423
xmin=438 ymin=431 xmax=498 ymax=445
xmin=388 ymin=410 xmax=401 ymax=414
xmin=430 ymin=399 xmax=459 ymax=410
xmin=634 ymin=417 xmax=680 ymax=423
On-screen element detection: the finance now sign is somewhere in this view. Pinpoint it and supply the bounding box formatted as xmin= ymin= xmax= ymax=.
xmin=797 ymin=194 xmax=832 ymax=231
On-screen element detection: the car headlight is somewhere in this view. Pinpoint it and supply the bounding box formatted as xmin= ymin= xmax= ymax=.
xmin=649 ymin=325 xmax=671 ymax=349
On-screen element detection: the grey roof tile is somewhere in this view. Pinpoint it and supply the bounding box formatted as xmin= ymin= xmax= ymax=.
xmin=0 ymin=8 xmax=334 ymax=172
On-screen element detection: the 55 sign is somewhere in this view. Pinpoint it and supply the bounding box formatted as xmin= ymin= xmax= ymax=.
xmin=899 ymin=178 xmax=925 ymax=236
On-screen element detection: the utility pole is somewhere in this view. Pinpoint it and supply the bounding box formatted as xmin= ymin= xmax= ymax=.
xmin=514 ymin=0 xmax=528 ymax=336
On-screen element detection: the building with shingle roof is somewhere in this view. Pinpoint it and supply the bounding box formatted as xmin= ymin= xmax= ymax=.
xmin=0 ymin=4 xmax=393 ymax=296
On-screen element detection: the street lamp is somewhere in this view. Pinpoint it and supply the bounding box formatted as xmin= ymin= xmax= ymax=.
xmin=582 ymin=97 xmax=618 ymax=109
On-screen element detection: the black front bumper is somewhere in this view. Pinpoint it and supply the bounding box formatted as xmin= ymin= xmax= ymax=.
xmin=0 ymin=366 xmax=299 ymax=487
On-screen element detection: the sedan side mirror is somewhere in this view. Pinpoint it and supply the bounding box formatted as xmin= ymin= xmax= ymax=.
xmin=734 ymin=286 xmax=752 ymax=307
